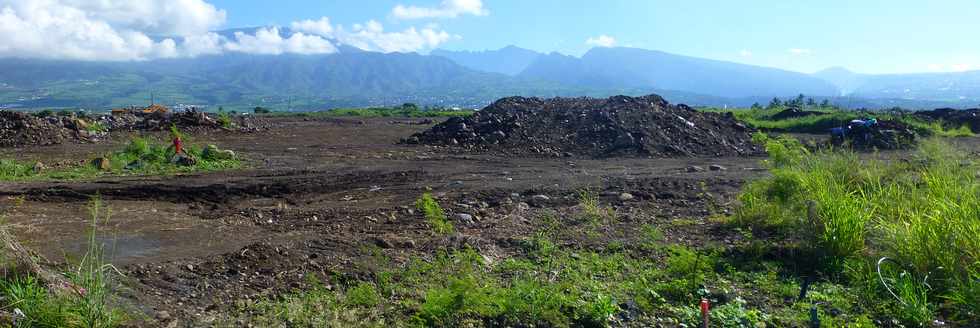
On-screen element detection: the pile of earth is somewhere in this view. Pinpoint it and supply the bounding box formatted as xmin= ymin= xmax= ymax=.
xmin=0 ymin=111 xmax=106 ymax=147
xmin=404 ymin=94 xmax=762 ymax=157
xmin=832 ymin=119 xmax=916 ymax=150
xmin=101 ymin=110 xmax=267 ymax=132
xmin=912 ymin=108 xmax=980 ymax=133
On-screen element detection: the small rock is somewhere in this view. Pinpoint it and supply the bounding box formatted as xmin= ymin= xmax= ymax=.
xmin=156 ymin=311 xmax=172 ymax=321
xmin=401 ymin=239 xmax=417 ymax=248
xmin=619 ymin=193 xmax=635 ymax=201
xmin=455 ymin=213 xmax=475 ymax=225
xmin=185 ymin=264 xmax=194 ymax=271
xmin=531 ymin=194 xmax=550 ymax=201
xmin=372 ymin=237 xmax=394 ymax=249
xmin=90 ymin=157 xmax=111 ymax=171
xmin=686 ymin=165 xmax=705 ymax=172
xmin=32 ymin=161 xmax=45 ymax=174
xmin=709 ymin=164 xmax=727 ymax=171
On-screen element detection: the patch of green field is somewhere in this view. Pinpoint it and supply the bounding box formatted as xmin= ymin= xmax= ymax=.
xmin=0 ymin=133 xmax=241 ymax=182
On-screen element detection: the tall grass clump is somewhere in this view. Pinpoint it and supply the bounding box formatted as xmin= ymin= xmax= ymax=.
xmin=734 ymin=134 xmax=980 ymax=324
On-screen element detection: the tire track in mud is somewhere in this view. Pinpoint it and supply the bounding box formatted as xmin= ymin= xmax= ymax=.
xmin=0 ymin=169 xmax=426 ymax=204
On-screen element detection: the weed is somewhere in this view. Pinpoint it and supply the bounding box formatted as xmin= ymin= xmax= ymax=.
xmin=415 ymin=193 xmax=454 ymax=235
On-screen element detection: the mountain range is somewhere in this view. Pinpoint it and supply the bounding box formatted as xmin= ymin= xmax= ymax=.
xmin=1 ymin=29 xmax=978 ymax=111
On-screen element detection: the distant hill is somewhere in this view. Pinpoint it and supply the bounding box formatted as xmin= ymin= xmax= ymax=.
xmin=430 ymin=46 xmax=542 ymax=76
xmin=813 ymin=67 xmax=980 ymax=103
xmin=2 ymin=29 xmax=979 ymax=111
xmin=518 ymin=47 xmax=840 ymax=99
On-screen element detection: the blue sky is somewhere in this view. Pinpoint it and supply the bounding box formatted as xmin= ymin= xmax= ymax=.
xmin=2 ymin=1 xmax=977 ymax=74
xmin=208 ymin=0 xmax=980 ymax=74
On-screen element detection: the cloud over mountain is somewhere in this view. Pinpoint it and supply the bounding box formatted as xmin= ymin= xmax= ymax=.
xmin=0 ymin=0 xmax=458 ymax=61
xmin=392 ymin=0 xmax=488 ymax=19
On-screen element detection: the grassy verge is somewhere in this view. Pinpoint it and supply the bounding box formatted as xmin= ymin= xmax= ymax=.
xmin=0 ymin=134 xmax=241 ymax=182
xmin=710 ymin=106 xmax=975 ymax=137
xmin=734 ymin=133 xmax=979 ymax=325
xmin=0 ymin=198 xmax=124 ymax=327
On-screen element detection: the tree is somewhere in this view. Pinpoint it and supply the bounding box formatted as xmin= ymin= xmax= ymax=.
xmin=253 ymin=106 xmax=270 ymax=114
xmin=806 ymin=98 xmax=817 ymax=107
xmin=795 ymin=94 xmax=806 ymax=105
xmin=751 ymin=102 xmax=763 ymax=110
xmin=767 ymin=97 xmax=782 ymax=109
xmin=819 ymin=99 xmax=830 ymax=108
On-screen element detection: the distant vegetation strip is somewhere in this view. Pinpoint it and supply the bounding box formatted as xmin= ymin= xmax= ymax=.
xmin=706 ymin=106 xmax=973 ymax=137
xmin=253 ymin=103 xmax=475 ymax=118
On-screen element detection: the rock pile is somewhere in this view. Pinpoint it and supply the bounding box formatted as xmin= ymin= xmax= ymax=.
xmin=0 ymin=111 xmax=105 ymax=147
xmin=913 ymin=108 xmax=980 ymax=133
xmin=405 ymin=94 xmax=762 ymax=157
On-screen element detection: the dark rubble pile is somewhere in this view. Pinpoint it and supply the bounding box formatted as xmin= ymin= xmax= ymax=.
xmin=135 ymin=110 xmax=221 ymax=131
xmin=913 ymin=108 xmax=980 ymax=133
xmin=0 ymin=111 xmax=105 ymax=147
xmin=405 ymin=94 xmax=762 ymax=157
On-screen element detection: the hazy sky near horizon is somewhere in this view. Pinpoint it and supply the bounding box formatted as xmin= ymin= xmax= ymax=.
xmin=4 ymin=0 xmax=980 ymax=74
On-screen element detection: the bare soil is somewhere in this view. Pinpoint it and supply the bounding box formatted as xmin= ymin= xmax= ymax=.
xmin=5 ymin=116 xmax=974 ymax=326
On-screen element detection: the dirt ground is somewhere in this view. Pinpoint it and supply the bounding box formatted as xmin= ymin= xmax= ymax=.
xmin=3 ymin=117 xmax=973 ymax=326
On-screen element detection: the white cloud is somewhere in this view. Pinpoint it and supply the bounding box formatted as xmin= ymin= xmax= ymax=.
xmin=739 ymin=49 xmax=752 ymax=57
xmin=0 ymin=1 xmax=455 ymax=60
xmin=291 ymin=17 xmax=334 ymax=37
xmin=392 ymin=0 xmax=488 ymax=19
xmin=788 ymin=48 xmax=811 ymax=55
xmin=0 ymin=0 xmax=221 ymax=61
xmin=223 ymin=27 xmax=336 ymax=55
xmin=585 ymin=35 xmax=616 ymax=47
xmin=292 ymin=17 xmax=454 ymax=53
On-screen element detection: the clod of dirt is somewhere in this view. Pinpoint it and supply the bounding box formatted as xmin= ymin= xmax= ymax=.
xmin=0 ymin=111 xmax=106 ymax=147
xmin=404 ymin=94 xmax=761 ymax=157
xmin=913 ymin=108 xmax=980 ymax=133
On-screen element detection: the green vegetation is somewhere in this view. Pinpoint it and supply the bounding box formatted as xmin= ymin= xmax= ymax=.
xmin=710 ymin=105 xmax=974 ymax=137
xmin=734 ymin=133 xmax=979 ymax=325
xmin=260 ymin=103 xmax=474 ymax=118
xmin=416 ymin=193 xmax=454 ymax=235
xmin=0 ymin=133 xmax=241 ymax=182
xmin=230 ymin=194 xmax=884 ymax=327
xmin=0 ymin=198 xmax=124 ymax=327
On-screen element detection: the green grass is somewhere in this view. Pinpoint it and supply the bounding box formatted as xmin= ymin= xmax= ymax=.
xmin=0 ymin=134 xmax=241 ymax=182
xmin=733 ymin=133 xmax=980 ymax=325
xmin=228 ymin=205 xmax=883 ymax=328
xmin=0 ymin=198 xmax=124 ymax=327
xmin=415 ymin=193 xmax=454 ymax=235
xmin=709 ymin=106 xmax=975 ymax=137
